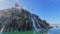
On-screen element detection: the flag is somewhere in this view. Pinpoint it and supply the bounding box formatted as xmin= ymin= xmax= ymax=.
xmin=15 ymin=2 xmax=19 ymax=7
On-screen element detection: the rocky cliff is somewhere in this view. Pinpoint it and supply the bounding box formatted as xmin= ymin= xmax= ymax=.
xmin=0 ymin=8 xmax=51 ymax=32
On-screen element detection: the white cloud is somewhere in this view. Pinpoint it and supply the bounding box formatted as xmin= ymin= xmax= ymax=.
xmin=0 ymin=0 xmax=4 ymax=1
xmin=0 ymin=0 xmax=21 ymax=10
xmin=0 ymin=0 xmax=14 ymax=10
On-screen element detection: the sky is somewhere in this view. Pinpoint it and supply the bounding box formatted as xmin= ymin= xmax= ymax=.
xmin=0 ymin=0 xmax=60 ymax=24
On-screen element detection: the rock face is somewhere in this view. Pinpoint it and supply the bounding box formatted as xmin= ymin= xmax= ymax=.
xmin=0 ymin=8 xmax=51 ymax=32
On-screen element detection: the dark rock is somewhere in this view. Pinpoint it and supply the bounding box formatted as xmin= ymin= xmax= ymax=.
xmin=0 ymin=8 xmax=51 ymax=32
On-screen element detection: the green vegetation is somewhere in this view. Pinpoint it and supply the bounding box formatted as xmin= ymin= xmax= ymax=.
xmin=1 ymin=30 xmax=33 ymax=34
xmin=1 ymin=30 xmax=44 ymax=34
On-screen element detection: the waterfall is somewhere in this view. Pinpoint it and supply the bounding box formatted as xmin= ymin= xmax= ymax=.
xmin=31 ymin=15 xmax=41 ymax=32
xmin=31 ymin=17 xmax=37 ymax=31
xmin=31 ymin=15 xmax=41 ymax=34
xmin=33 ymin=16 xmax=41 ymax=29
xmin=0 ymin=26 xmax=5 ymax=32
xmin=0 ymin=26 xmax=5 ymax=34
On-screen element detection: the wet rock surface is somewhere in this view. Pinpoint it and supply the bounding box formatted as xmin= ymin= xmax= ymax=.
xmin=0 ymin=8 xmax=51 ymax=32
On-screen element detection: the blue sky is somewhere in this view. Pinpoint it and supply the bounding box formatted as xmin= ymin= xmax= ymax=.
xmin=0 ymin=0 xmax=60 ymax=24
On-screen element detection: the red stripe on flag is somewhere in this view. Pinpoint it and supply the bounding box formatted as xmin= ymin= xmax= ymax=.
xmin=15 ymin=2 xmax=19 ymax=7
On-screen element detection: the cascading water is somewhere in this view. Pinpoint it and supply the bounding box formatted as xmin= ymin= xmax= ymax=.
xmin=31 ymin=17 xmax=38 ymax=31
xmin=0 ymin=26 xmax=5 ymax=34
xmin=31 ymin=15 xmax=41 ymax=34
xmin=0 ymin=26 xmax=5 ymax=32
xmin=33 ymin=15 xmax=41 ymax=29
